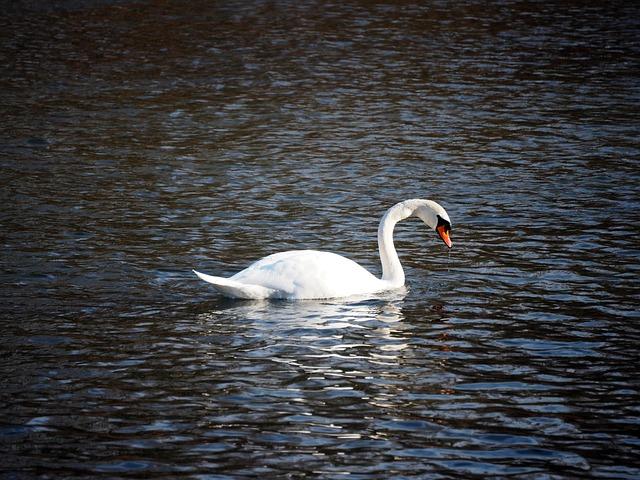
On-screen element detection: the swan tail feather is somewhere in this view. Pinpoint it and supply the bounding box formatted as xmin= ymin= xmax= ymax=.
xmin=192 ymin=270 xmax=274 ymax=299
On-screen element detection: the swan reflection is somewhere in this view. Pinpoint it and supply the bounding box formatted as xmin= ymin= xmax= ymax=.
xmin=197 ymin=291 xmax=415 ymax=414
xmin=197 ymin=289 xmax=411 ymax=371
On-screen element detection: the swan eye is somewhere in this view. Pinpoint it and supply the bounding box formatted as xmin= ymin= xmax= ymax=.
xmin=436 ymin=215 xmax=451 ymax=233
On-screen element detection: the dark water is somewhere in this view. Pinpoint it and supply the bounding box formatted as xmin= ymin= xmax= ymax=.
xmin=2 ymin=0 xmax=640 ymax=477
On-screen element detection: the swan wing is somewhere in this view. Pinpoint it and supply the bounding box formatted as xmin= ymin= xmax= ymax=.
xmin=231 ymin=250 xmax=383 ymax=299
xmin=192 ymin=270 xmax=276 ymax=299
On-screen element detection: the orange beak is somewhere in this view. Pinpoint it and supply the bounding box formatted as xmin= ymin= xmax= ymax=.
xmin=437 ymin=225 xmax=452 ymax=248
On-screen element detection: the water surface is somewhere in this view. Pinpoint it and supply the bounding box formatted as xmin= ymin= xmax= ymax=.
xmin=1 ymin=1 xmax=640 ymax=478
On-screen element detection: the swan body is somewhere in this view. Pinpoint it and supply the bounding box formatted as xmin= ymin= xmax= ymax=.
xmin=194 ymin=199 xmax=452 ymax=300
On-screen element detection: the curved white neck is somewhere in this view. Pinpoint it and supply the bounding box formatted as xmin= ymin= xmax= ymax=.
xmin=376 ymin=199 xmax=449 ymax=288
xmin=377 ymin=201 xmax=416 ymax=287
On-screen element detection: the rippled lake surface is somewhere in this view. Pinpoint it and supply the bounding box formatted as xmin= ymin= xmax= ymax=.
xmin=2 ymin=1 xmax=640 ymax=477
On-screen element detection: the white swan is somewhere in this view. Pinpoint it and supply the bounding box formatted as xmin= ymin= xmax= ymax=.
xmin=193 ymin=199 xmax=452 ymax=300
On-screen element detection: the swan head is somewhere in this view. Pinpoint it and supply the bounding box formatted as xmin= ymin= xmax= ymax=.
xmin=413 ymin=200 xmax=452 ymax=249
